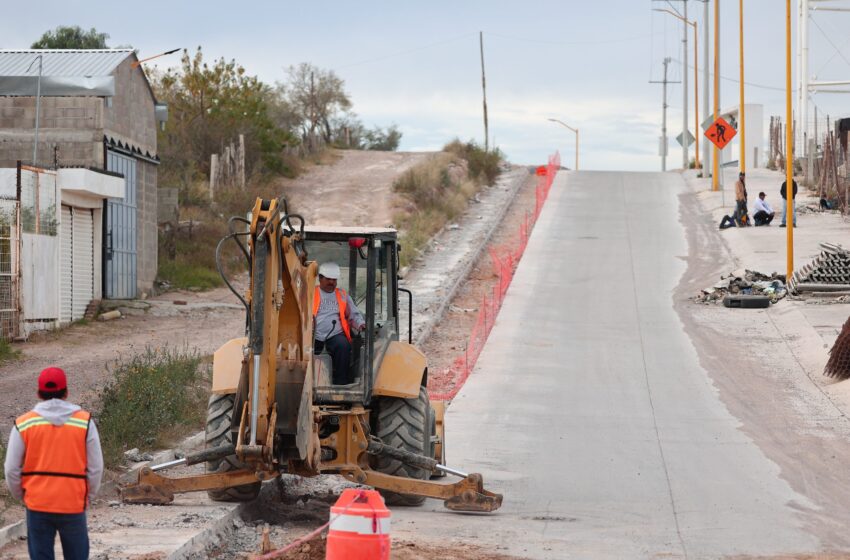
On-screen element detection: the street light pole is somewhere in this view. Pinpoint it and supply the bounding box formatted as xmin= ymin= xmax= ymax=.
xmin=739 ymin=0 xmax=746 ymax=173
xmin=547 ymin=118 xmax=579 ymax=171
xmin=682 ymin=0 xmax=689 ymax=169
xmin=712 ymin=0 xmax=720 ymax=191
xmin=26 ymin=55 xmax=42 ymax=166
xmin=703 ymin=0 xmax=710 ymax=173
xmin=786 ymin=0 xmax=795 ymax=280
xmin=654 ymin=8 xmax=701 ymax=169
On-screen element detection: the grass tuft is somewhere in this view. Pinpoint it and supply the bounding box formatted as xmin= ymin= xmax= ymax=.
xmin=393 ymin=141 xmax=503 ymax=268
xmin=0 ymin=339 xmax=21 ymax=365
xmin=96 ymin=346 xmax=208 ymax=467
xmin=157 ymin=260 xmax=223 ymax=291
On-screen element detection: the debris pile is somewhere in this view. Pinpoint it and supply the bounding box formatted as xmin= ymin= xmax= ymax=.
xmin=789 ymin=243 xmax=850 ymax=295
xmin=694 ymin=270 xmax=787 ymax=305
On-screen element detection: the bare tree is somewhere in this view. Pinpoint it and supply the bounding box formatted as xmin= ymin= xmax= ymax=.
xmin=284 ymin=63 xmax=352 ymax=143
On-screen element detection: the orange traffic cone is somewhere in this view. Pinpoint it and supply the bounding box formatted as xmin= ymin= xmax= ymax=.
xmin=325 ymin=489 xmax=391 ymax=560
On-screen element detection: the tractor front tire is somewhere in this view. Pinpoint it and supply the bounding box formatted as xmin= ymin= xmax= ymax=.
xmin=373 ymin=386 xmax=432 ymax=506
xmin=205 ymin=393 xmax=261 ymax=502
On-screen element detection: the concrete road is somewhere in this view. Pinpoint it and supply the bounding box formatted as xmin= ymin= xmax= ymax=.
xmin=394 ymin=171 xmax=822 ymax=559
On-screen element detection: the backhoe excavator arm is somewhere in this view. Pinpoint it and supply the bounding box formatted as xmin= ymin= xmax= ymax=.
xmin=119 ymin=196 xmax=503 ymax=513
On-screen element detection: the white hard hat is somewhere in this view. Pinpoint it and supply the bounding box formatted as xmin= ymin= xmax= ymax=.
xmin=318 ymin=262 xmax=340 ymax=280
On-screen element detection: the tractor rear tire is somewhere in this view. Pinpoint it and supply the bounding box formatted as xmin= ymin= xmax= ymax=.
xmin=205 ymin=393 xmax=261 ymax=502
xmin=373 ymin=386 xmax=432 ymax=506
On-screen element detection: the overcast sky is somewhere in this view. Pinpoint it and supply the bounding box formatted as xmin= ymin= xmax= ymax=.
xmin=5 ymin=1 xmax=850 ymax=170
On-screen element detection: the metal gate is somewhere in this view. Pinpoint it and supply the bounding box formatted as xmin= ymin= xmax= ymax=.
xmin=105 ymin=151 xmax=137 ymax=299
xmin=0 ymin=198 xmax=19 ymax=339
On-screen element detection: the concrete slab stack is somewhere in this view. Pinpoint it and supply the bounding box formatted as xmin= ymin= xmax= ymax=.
xmin=789 ymin=242 xmax=850 ymax=293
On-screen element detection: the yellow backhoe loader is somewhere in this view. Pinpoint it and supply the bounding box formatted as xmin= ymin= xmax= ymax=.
xmin=120 ymin=197 xmax=502 ymax=512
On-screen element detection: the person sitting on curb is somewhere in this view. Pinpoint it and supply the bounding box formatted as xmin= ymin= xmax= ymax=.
xmin=780 ymin=178 xmax=798 ymax=227
xmin=753 ymin=192 xmax=775 ymax=226
xmin=719 ymin=213 xmax=738 ymax=230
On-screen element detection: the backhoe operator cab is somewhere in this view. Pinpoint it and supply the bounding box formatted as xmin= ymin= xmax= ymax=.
xmin=306 ymin=226 xmax=422 ymax=405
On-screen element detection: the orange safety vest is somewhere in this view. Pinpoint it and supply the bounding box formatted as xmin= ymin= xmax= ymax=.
xmin=313 ymin=286 xmax=352 ymax=342
xmin=15 ymin=409 xmax=90 ymax=514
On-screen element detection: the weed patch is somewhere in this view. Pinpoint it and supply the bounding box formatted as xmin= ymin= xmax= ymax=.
xmin=96 ymin=347 xmax=209 ymax=467
xmin=393 ymin=142 xmax=503 ymax=267
xmin=158 ymin=260 xmax=223 ymax=291
xmin=0 ymin=339 xmax=21 ymax=365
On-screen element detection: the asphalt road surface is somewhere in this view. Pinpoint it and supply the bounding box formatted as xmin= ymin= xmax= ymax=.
xmin=394 ymin=171 xmax=822 ymax=559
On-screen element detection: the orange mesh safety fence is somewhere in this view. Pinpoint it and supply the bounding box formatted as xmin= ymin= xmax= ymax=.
xmin=430 ymin=152 xmax=560 ymax=401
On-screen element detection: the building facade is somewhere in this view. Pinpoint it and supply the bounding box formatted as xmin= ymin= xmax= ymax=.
xmin=0 ymin=49 xmax=166 ymax=298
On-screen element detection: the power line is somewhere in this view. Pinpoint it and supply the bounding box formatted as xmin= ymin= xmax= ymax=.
xmin=486 ymin=31 xmax=663 ymax=47
xmin=810 ymin=15 xmax=850 ymax=70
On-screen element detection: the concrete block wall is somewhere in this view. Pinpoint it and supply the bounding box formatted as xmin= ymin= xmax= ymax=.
xmin=0 ymin=58 xmax=161 ymax=298
xmin=0 ymin=97 xmax=104 ymax=167
xmin=136 ymin=161 xmax=158 ymax=295
xmin=157 ymin=188 xmax=179 ymax=223
xmin=103 ymin=59 xmax=156 ymax=155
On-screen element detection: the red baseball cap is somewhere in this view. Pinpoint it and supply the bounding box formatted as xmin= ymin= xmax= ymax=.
xmin=38 ymin=367 xmax=67 ymax=392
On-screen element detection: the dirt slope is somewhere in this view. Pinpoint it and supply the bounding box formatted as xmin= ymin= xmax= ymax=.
xmin=277 ymin=150 xmax=431 ymax=227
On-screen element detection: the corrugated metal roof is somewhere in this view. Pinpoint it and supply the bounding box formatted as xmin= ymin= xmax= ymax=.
xmin=0 ymin=50 xmax=133 ymax=77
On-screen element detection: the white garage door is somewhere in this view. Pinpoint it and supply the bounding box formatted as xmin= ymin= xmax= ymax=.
xmin=72 ymin=208 xmax=94 ymax=321
xmin=60 ymin=205 xmax=73 ymax=324
xmin=60 ymin=206 xmax=95 ymax=324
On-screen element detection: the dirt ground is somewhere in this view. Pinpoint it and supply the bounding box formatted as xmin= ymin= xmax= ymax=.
xmin=276 ymin=150 xmax=431 ymax=227
xmin=204 ymin=476 xmax=526 ymax=560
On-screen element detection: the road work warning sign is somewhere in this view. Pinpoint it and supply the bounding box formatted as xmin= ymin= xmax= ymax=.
xmin=704 ymin=117 xmax=736 ymax=150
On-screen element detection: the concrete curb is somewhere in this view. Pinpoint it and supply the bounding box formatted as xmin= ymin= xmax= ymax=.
xmin=413 ymin=169 xmax=530 ymax=347
xmin=0 ymin=520 xmax=26 ymax=549
xmin=167 ymin=503 xmax=244 ymax=559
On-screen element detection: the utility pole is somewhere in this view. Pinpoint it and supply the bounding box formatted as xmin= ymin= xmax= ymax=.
xmin=703 ymin=0 xmax=710 ymax=174
xmin=785 ymin=0 xmax=795 ymax=280
xmin=480 ymin=31 xmax=489 ymax=152
xmin=800 ymin=0 xmax=809 ymax=156
xmin=739 ymin=0 xmax=746 ymax=173
xmin=27 ymin=55 xmax=42 ymax=166
xmin=682 ymin=0 xmax=689 ymax=169
xmin=651 ymin=58 xmax=680 ymax=171
xmin=712 ymin=0 xmax=721 ymax=191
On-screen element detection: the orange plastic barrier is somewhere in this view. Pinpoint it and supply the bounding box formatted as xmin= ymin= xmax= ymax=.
xmin=430 ymin=152 xmax=560 ymax=401
xmin=325 ymin=489 xmax=391 ymax=560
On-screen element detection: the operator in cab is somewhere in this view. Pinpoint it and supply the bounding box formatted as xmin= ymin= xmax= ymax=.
xmin=313 ymin=262 xmax=366 ymax=384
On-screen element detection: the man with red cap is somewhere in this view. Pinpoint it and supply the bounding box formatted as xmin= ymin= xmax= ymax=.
xmin=4 ymin=367 xmax=103 ymax=560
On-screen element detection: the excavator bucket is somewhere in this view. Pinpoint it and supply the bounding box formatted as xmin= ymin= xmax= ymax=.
xmin=443 ymin=473 xmax=503 ymax=512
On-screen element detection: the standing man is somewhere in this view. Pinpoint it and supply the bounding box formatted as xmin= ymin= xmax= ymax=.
xmin=735 ymin=172 xmax=749 ymax=226
xmin=313 ymin=262 xmax=366 ymax=385
xmin=5 ymin=367 xmax=103 ymax=560
xmin=780 ymin=178 xmax=798 ymax=227
xmin=753 ymin=192 xmax=776 ymax=226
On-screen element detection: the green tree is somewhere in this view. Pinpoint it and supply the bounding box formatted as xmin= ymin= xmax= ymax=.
xmin=365 ymin=125 xmax=402 ymax=151
xmin=152 ymin=48 xmax=294 ymax=194
xmin=31 ymin=26 xmax=110 ymax=49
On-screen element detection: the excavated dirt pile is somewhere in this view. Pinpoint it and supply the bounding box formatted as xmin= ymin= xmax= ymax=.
xmin=202 ymin=475 xmax=526 ymax=560
xmin=693 ymin=269 xmax=787 ymax=305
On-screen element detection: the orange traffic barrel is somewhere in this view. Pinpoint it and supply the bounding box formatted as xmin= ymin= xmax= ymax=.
xmin=325 ymin=489 xmax=391 ymax=560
